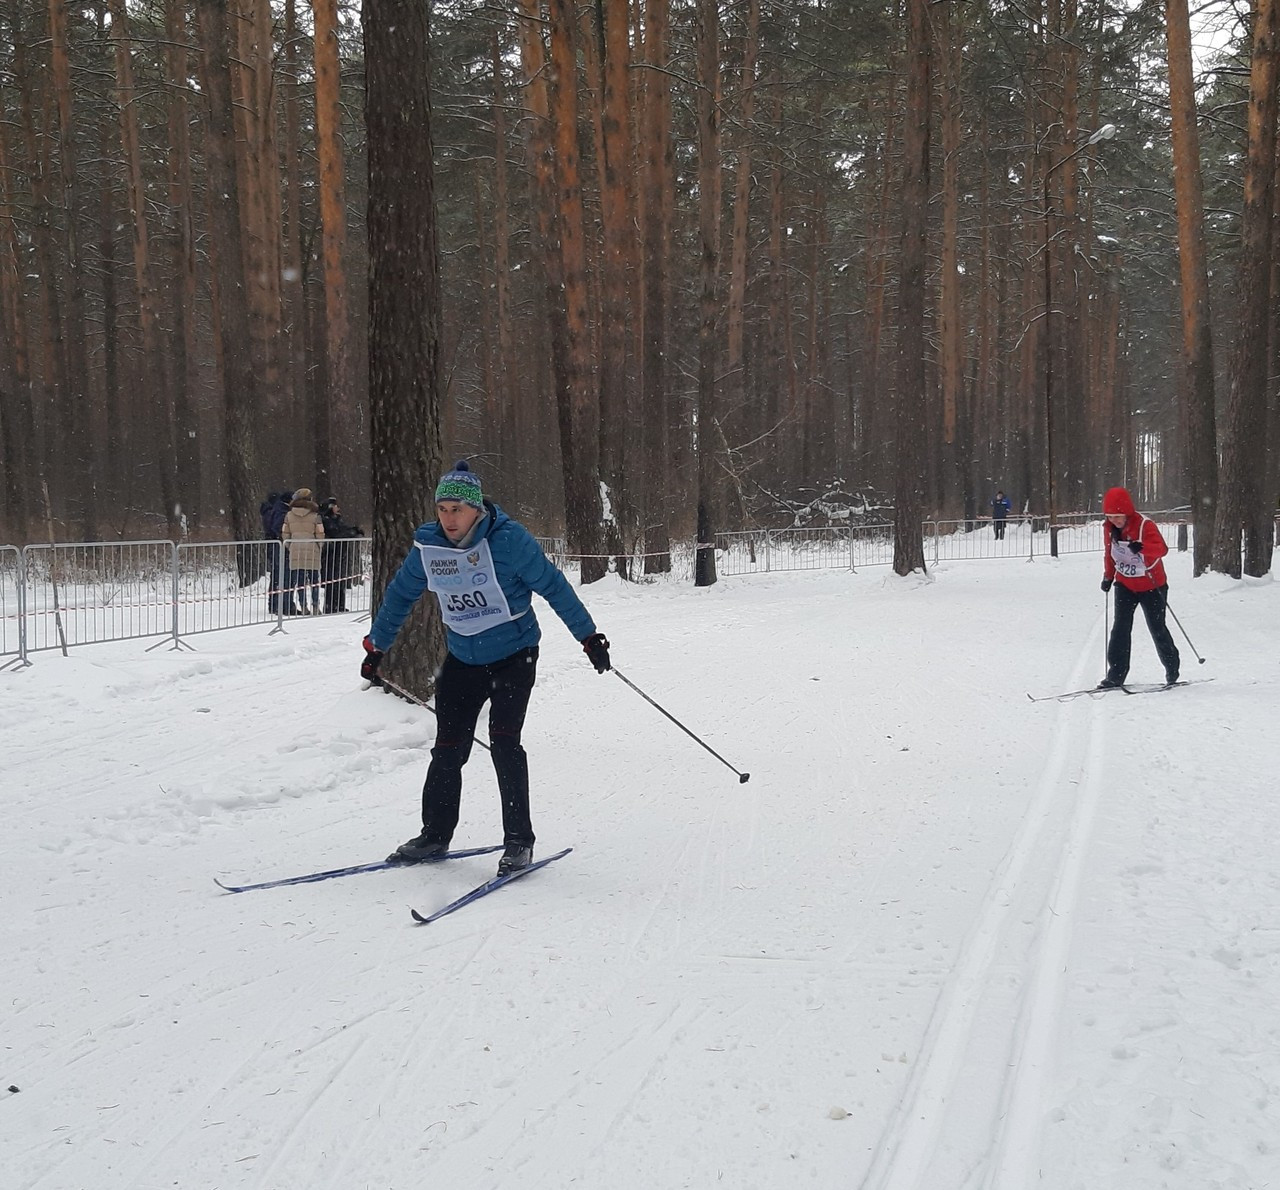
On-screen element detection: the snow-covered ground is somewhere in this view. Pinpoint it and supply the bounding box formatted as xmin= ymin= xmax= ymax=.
xmin=4 ymin=546 xmax=1277 ymax=1190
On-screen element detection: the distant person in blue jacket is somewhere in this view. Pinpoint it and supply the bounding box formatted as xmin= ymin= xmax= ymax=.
xmin=359 ymin=461 xmax=611 ymax=877
xmin=991 ymin=490 xmax=1011 ymax=540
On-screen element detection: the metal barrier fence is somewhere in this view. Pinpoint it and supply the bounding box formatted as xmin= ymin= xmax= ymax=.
xmin=175 ymin=538 xmax=372 ymax=640
xmin=1 ymin=544 xmax=24 ymax=668
xmin=0 ymin=515 xmax=1271 ymax=662
xmin=712 ymin=511 xmax=1199 ymax=577
xmin=1 ymin=538 xmax=373 ymax=662
xmin=23 ymin=541 xmax=179 ymax=655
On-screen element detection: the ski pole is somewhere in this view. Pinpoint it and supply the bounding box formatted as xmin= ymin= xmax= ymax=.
xmin=1164 ymin=599 xmax=1206 ymax=665
xmin=611 ymin=667 xmax=750 ymax=783
xmin=1104 ymin=586 xmax=1110 ymax=671
xmin=364 ymin=674 xmax=491 ymax=752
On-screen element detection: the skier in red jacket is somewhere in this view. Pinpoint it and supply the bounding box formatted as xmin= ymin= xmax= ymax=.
xmin=1098 ymin=486 xmax=1180 ymax=688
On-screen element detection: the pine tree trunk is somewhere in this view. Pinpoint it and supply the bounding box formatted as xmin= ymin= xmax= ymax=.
xmin=313 ymin=0 xmax=355 ymax=504
xmin=196 ymin=0 xmax=262 ymax=541
xmin=47 ymin=0 xmax=98 ymax=537
xmin=893 ymin=0 xmax=930 ymax=575
xmin=589 ymin=0 xmax=637 ymax=572
xmin=694 ymin=0 xmax=721 ymax=587
xmin=109 ymin=0 xmax=179 ymax=538
xmin=283 ymin=0 xmax=310 ymax=489
xmin=725 ymin=0 xmax=759 ymax=522
xmin=546 ymin=0 xmax=605 ymax=582
xmin=1167 ymin=0 xmax=1218 ymax=575
xmin=490 ymin=31 xmax=516 ymax=497
xmin=13 ymin=9 xmax=62 ymax=525
xmin=364 ymin=0 xmax=447 ymax=700
xmin=166 ymin=0 xmax=203 ymax=530
xmin=640 ymin=0 xmax=672 ymax=571
xmin=1212 ymin=0 xmax=1278 ymax=577
xmin=936 ymin=0 xmax=963 ymax=518
xmin=0 ymin=80 xmax=35 ymax=538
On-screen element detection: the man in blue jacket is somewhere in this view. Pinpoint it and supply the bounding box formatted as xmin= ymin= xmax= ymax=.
xmin=991 ymin=490 xmax=1011 ymax=540
xmin=359 ymin=461 xmax=610 ymax=876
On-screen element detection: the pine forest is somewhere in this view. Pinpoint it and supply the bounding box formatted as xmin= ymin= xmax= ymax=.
xmin=0 ymin=0 xmax=1276 ymax=580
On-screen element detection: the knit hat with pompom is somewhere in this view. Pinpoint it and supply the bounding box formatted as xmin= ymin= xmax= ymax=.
xmin=434 ymin=460 xmax=484 ymax=511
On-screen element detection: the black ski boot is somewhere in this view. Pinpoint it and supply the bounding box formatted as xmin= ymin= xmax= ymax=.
xmin=1096 ymin=676 xmax=1124 ymax=689
xmin=387 ymin=835 xmax=450 ymax=864
xmin=497 ymin=844 xmax=533 ymax=877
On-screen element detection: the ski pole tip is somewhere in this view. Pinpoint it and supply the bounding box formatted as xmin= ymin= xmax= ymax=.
xmin=739 ymin=773 xmax=750 ymax=784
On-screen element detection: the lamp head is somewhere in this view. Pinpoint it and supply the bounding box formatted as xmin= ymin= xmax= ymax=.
xmin=1088 ymin=123 xmax=1117 ymax=144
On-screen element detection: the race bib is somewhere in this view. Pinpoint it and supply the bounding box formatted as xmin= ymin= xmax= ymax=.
xmin=1110 ymin=538 xmax=1148 ymax=579
xmin=415 ymin=539 xmax=516 ymax=636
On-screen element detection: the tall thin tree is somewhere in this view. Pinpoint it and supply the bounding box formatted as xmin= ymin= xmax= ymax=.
xmin=1166 ymin=0 xmax=1217 ymax=575
xmin=694 ymin=0 xmax=722 ymax=587
xmin=1212 ymin=0 xmax=1278 ymax=578
xmin=196 ymin=0 xmax=262 ymax=541
xmin=313 ymin=0 xmax=354 ymax=502
xmin=894 ymin=0 xmax=930 ymax=575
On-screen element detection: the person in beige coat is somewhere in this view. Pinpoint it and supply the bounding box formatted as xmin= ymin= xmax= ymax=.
xmin=281 ymin=488 xmax=326 ymax=614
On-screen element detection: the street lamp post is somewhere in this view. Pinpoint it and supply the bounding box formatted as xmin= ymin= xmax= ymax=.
xmin=1043 ymin=122 xmax=1116 ymax=557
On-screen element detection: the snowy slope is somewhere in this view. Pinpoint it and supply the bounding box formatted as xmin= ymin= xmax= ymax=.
xmin=3 ymin=549 xmax=1277 ymax=1190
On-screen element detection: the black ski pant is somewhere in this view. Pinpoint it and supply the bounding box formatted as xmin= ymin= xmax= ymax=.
xmin=420 ymin=646 xmax=538 ymax=848
xmin=993 ymin=520 xmax=1006 ymax=540
xmin=1106 ymin=583 xmax=1180 ymax=684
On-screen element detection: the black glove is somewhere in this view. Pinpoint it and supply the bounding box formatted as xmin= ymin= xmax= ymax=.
xmin=360 ymin=636 xmax=385 ymax=684
xmin=1127 ymin=540 xmax=1143 ymax=555
xmin=582 ymin=632 xmax=611 ymax=673
xmin=1100 ymin=578 xmax=1113 ymax=593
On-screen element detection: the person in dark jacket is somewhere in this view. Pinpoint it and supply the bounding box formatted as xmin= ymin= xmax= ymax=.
xmin=991 ymin=490 xmax=1011 ymax=539
xmin=1098 ymin=485 xmax=1180 ymax=688
xmin=359 ymin=460 xmax=610 ymax=877
xmin=261 ymin=490 xmax=296 ymax=614
xmin=318 ymin=497 xmax=364 ymax=613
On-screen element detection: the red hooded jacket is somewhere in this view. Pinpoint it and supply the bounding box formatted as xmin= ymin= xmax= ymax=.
xmin=1102 ymin=486 xmax=1168 ymax=591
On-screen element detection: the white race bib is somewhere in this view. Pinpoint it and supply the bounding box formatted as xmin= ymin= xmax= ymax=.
xmin=415 ymin=539 xmax=516 ymax=636
xmin=1110 ymin=517 xmax=1149 ymax=579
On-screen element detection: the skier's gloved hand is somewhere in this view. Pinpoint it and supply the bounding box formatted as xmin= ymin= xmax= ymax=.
xmin=582 ymin=632 xmax=611 ymax=674
xmin=1127 ymin=540 xmax=1143 ymax=555
xmin=360 ymin=636 xmax=385 ymax=684
xmin=1100 ymin=578 xmax=1113 ymax=593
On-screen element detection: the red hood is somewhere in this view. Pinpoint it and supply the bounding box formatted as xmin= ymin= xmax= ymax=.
xmin=1102 ymin=486 xmax=1136 ymax=517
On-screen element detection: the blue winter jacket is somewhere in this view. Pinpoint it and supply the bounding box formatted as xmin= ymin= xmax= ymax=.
xmin=368 ymin=502 xmax=596 ymax=665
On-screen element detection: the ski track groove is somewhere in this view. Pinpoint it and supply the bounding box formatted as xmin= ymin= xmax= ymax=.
xmin=16 ymin=973 xmax=325 ymax=1190
xmin=980 ymin=707 xmax=1110 ymax=1190
xmin=246 ymin=1032 xmax=371 ymax=1190
xmin=857 ymin=616 xmax=1108 ymax=1190
xmin=426 ymin=992 xmax=708 ymax=1188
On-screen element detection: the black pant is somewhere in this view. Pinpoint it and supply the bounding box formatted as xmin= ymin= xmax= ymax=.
xmin=993 ymin=520 xmax=1006 ymax=540
xmin=420 ymin=647 xmax=538 ymax=847
xmin=1107 ymin=583 xmax=1180 ymax=683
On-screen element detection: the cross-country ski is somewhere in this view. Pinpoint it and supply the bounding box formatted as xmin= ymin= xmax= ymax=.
xmin=214 ymin=844 xmax=504 ymax=893
xmin=409 ymin=847 xmax=573 ymax=925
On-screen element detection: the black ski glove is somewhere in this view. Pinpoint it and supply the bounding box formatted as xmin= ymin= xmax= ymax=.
xmin=582 ymin=632 xmax=611 ymax=674
xmin=1100 ymin=578 xmax=1113 ymax=593
xmin=360 ymin=636 xmax=385 ymax=684
xmin=1127 ymin=540 xmax=1143 ymax=555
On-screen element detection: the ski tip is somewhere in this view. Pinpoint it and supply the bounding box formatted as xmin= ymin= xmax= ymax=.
xmin=213 ymin=877 xmax=242 ymax=894
xmin=410 ymin=907 xmax=429 ymax=924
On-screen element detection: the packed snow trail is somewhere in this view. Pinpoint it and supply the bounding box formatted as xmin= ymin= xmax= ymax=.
xmin=858 ymin=610 xmax=1110 ymax=1190
xmin=5 ymin=553 xmax=1278 ymax=1190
